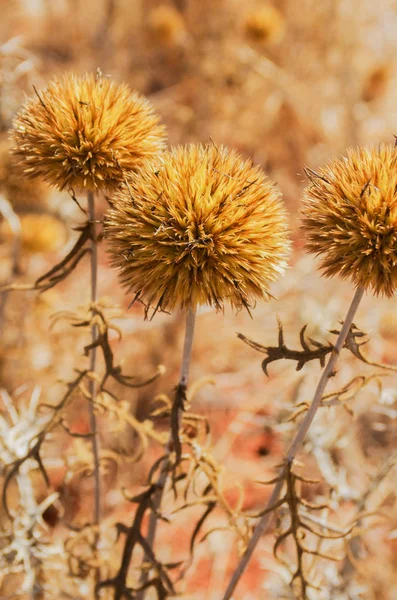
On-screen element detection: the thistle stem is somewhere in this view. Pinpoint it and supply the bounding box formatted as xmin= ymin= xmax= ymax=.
xmin=222 ymin=286 xmax=365 ymax=600
xmin=137 ymin=308 xmax=196 ymax=600
xmin=87 ymin=190 xmax=101 ymax=595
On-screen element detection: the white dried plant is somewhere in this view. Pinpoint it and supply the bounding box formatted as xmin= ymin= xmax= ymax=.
xmin=0 ymin=386 xmax=62 ymax=596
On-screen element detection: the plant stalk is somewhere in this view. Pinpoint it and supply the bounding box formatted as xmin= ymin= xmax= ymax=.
xmin=137 ymin=308 xmax=196 ymax=600
xmin=87 ymin=190 xmax=101 ymax=596
xmin=222 ymin=286 xmax=365 ymax=600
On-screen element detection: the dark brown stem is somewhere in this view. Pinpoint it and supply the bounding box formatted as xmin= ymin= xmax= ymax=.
xmin=222 ymin=286 xmax=365 ymax=600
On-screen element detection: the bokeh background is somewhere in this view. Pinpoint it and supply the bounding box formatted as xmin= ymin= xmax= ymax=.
xmin=2 ymin=1 xmax=397 ymax=599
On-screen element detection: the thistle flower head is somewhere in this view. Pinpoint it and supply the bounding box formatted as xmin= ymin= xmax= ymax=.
xmin=10 ymin=72 xmax=166 ymax=191
xmin=301 ymin=145 xmax=397 ymax=296
xmin=106 ymin=144 xmax=290 ymax=314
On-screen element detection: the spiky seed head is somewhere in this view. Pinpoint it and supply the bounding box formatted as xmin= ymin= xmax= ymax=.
xmin=244 ymin=6 xmax=285 ymax=46
xmin=10 ymin=72 xmax=167 ymax=192
xmin=301 ymin=145 xmax=397 ymax=297
xmin=105 ymin=144 xmax=290 ymax=314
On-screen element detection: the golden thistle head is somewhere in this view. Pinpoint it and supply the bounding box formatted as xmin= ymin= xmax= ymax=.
xmin=301 ymin=145 xmax=397 ymax=297
xmin=10 ymin=72 xmax=166 ymax=191
xmin=105 ymin=144 xmax=290 ymax=314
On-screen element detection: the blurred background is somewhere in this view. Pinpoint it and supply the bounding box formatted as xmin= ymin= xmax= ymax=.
xmin=1 ymin=1 xmax=397 ymax=598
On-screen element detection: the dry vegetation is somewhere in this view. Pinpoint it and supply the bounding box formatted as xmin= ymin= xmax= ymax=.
xmin=1 ymin=1 xmax=397 ymax=599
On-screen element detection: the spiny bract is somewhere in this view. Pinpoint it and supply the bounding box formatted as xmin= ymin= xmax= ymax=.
xmin=11 ymin=72 xmax=166 ymax=191
xmin=301 ymin=145 xmax=397 ymax=297
xmin=105 ymin=144 xmax=290 ymax=314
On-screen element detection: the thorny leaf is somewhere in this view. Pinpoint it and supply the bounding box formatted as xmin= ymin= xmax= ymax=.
xmin=238 ymin=320 xmax=333 ymax=375
xmin=337 ymin=323 xmax=397 ymax=373
xmin=0 ymin=220 xmax=94 ymax=293
xmin=98 ymin=485 xmax=175 ymax=600
xmin=52 ymin=303 xmax=165 ymax=392
xmin=269 ymin=461 xmax=353 ymax=597
xmin=239 ymin=320 xmax=397 ymax=376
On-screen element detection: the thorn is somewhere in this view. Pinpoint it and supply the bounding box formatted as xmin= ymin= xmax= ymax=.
xmin=277 ymin=317 xmax=284 ymax=347
xmin=300 ymin=324 xmax=310 ymax=351
xmin=262 ymin=359 xmax=270 ymax=377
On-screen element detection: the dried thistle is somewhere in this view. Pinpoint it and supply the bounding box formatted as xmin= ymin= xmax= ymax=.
xmin=11 ymin=72 xmax=167 ymax=191
xmin=105 ymin=144 xmax=290 ymax=314
xmin=244 ymin=6 xmax=286 ymax=46
xmin=301 ymin=145 xmax=397 ymax=297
